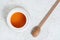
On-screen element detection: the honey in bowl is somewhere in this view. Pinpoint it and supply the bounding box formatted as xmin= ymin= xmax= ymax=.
xmin=10 ymin=12 xmax=26 ymax=28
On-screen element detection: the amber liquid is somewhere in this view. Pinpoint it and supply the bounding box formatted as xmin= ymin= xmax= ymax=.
xmin=11 ymin=12 xmax=26 ymax=28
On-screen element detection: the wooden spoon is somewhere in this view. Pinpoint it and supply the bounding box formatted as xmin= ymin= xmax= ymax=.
xmin=31 ymin=0 xmax=60 ymax=37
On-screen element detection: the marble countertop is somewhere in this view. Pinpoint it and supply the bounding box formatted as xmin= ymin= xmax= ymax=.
xmin=0 ymin=0 xmax=60 ymax=40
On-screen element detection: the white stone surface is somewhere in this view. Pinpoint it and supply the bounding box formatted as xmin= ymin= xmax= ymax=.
xmin=0 ymin=0 xmax=60 ymax=40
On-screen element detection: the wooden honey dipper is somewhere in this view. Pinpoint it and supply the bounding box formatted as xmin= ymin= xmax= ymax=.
xmin=31 ymin=0 xmax=60 ymax=37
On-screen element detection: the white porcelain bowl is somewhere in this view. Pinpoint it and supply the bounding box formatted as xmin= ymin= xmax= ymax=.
xmin=7 ymin=7 xmax=30 ymax=32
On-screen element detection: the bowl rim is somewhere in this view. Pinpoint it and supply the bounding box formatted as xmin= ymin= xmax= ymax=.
xmin=6 ymin=7 xmax=30 ymax=32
